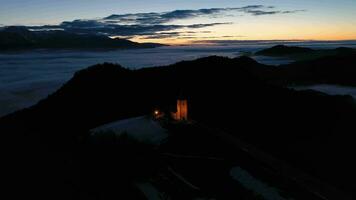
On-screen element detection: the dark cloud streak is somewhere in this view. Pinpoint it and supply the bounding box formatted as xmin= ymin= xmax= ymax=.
xmin=103 ymin=5 xmax=266 ymax=24
xmin=30 ymin=22 xmax=232 ymax=37
xmin=26 ymin=5 xmax=306 ymax=40
xmin=247 ymin=9 xmax=305 ymax=16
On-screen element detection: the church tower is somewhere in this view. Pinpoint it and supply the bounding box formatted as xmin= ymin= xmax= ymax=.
xmin=172 ymin=99 xmax=188 ymax=121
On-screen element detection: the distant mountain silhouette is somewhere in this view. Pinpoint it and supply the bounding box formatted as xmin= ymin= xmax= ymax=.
xmin=256 ymin=44 xmax=356 ymax=61
xmin=250 ymin=53 xmax=356 ymax=86
xmin=277 ymin=54 xmax=356 ymax=86
xmin=0 ymin=26 xmax=164 ymax=50
xmin=256 ymin=45 xmax=314 ymax=56
xmin=1 ymin=55 xmax=355 ymax=199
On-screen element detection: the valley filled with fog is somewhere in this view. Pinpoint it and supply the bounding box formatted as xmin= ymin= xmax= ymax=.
xmin=1 ymin=41 xmax=356 ymax=117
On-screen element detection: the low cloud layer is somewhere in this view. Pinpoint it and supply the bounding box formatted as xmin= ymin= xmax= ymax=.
xmin=27 ymin=5 xmax=305 ymax=40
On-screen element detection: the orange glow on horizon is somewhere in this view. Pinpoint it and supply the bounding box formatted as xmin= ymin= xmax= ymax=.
xmin=132 ymin=36 xmax=356 ymax=46
xmin=129 ymin=22 xmax=356 ymax=45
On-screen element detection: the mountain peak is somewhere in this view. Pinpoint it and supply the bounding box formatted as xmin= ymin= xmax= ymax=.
xmin=234 ymin=56 xmax=259 ymax=64
xmin=256 ymin=45 xmax=314 ymax=56
xmin=2 ymin=26 xmax=31 ymax=34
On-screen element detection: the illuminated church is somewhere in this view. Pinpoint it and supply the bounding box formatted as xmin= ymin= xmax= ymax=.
xmin=171 ymin=99 xmax=188 ymax=121
xmin=153 ymin=98 xmax=188 ymax=121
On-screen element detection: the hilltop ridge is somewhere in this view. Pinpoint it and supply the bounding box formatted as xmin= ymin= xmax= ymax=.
xmin=0 ymin=26 xmax=164 ymax=50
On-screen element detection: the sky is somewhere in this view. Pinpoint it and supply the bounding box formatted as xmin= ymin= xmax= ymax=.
xmin=1 ymin=0 xmax=356 ymax=44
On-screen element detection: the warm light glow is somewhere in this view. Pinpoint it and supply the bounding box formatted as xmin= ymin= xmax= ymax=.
xmin=131 ymin=31 xmax=356 ymax=45
xmin=130 ymin=18 xmax=356 ymax=45
xmin=172 ymin=99 xmax=188 ymax=121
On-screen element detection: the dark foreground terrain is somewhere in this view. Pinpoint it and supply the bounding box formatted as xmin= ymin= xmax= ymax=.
xmin=1 ymin=51 xmax=356 ymax=199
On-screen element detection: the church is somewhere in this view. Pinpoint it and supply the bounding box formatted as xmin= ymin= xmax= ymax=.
xmin=171 ymin=99 xmax=188 ymax=121
xmin=153 ymin=98 xmax=189 ymax=122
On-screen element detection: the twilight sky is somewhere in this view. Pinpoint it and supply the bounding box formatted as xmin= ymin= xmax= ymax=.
xmin=1 ymin=0 xmax=356 ymax=44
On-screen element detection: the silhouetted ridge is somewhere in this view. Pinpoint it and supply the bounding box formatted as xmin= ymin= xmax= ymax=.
xmin=0 ymin=26 xmax=164 ymax=50
xmin=2 ymin=26 xmax=33 ymax=34
xmin=256 ymin=45 xmax=314 ymax=56
xmin=334 ymin=47 xmax=355 ymax=53
xmin=234 ymin=56 xmax=259 ymax=64
xmin=276 ymin=53 xmax=356 ymax=86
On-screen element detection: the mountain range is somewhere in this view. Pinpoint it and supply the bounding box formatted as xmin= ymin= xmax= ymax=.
xmin=0 ymin=26 xmax=163 ymax=50
xmin=256 ymin=44 xmax=356 ymax=61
